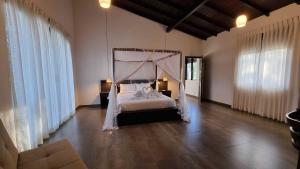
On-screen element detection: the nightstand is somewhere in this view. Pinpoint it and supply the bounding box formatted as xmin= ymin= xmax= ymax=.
xmin=100 ymin=80 xmax=112 ymax=107
xmin=160 ymin=90 xmax=171 ymax=97
xmin=100 ymin=92 xmax=109 ymax=107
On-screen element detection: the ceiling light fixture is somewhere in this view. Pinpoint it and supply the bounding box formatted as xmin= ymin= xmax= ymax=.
xmin=99 ymin=0 xmax=111 ymax=9
xmin=236 ymin=15 xmax=247 ymax=28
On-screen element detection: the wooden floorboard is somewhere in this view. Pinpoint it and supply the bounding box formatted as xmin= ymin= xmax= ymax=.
xmin=46 ymin=96 xmax=298 ymax=169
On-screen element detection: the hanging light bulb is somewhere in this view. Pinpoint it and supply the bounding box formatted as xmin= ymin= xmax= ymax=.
xmin=99 ymin=0 xmax=111 ymax=9
xmin=236 ymin=15 xmax=247 ymax=28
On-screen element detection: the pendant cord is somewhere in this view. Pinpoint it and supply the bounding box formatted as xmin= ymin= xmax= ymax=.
xmin=105 ymin=10 xmax=110 ymax=79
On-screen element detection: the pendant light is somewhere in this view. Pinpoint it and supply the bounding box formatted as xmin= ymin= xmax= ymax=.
xmin=99 ymin=0 xmax=111 ymax=9
xmin=236 ymin=15 xmax=247 ymax=28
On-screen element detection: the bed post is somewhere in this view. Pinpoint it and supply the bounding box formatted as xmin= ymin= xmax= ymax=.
xmin=112 ymin=48 xmax=115 ymax=82
xmin=180 ymin=51 xmax=184 ymax=91
xmin=180 ymin=51 xmax=183 ymax=81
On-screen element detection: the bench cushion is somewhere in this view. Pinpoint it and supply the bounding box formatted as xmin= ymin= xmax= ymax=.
xmin=18 ymin=140 xmax=87 ymax=169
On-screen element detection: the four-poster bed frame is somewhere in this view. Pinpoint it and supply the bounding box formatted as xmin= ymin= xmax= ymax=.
xmin=112 ymin=48 xmax=183 ymax=80
xmin=102 ymin=48 xmax=190 ymax=130
xmin=112 ymin=48 xmax=183 ymax=126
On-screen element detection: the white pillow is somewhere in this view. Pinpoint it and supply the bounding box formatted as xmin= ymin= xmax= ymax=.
xmin=120 ymin=84 xmax=136 ymax=93
xmin=135 ymin=83 xmax=151 ymax=91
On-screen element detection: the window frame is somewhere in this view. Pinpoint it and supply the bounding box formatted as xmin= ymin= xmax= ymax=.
xmin=185 ymin=56 xmax=202 ymax=80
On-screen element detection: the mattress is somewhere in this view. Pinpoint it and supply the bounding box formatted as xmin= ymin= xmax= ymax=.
xmin=117 ymin=92 xmax=177 ymax=112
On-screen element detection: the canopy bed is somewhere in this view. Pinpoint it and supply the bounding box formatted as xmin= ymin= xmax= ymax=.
xmin=102 ymin=48 xmax=190 ymax=131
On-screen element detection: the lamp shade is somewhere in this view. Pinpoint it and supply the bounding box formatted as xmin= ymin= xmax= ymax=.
xmin=236 ymin=15 xmax=247 ymax=28
xmin=99 ymin=0 xmax=111 ymax=9
xmin=106 ymin=78 xmax=112 ymax=83
xmin=163 ymin=76 xmax=168 ymax=81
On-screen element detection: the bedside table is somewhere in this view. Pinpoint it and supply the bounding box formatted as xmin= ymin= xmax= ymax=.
xmin=100 ymin=92 xmax=109 ymax=107
xmin=160 ymin=90 xmax=171 ymax=97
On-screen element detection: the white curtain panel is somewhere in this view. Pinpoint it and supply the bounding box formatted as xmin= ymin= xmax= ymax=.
xmin=4 ymin=0 xmax=75 ymax=151
xmin=198 ymin=58 xmax=203 ymax=101
xmin=233 ymin=17 xmax=300 ymax=121
xmin=102 ymin=51 xmax=189 ymax=131
xmin=233 ymin=31 xmax=263 ymax=113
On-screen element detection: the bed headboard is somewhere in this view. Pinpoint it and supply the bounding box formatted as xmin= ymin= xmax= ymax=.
xmin=117 ymin=79 xmax=156 ymax=93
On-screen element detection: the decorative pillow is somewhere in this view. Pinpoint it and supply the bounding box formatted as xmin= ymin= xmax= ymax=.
xmin=120 ymin=84 xmax=136 ymax=93
xmin=142 ymin=86 xmax=153 ymax=95
xmin=135 ymin=83 xmax=151 ymax=91
xmin=134 ymin=90 xmax=143 ymax=97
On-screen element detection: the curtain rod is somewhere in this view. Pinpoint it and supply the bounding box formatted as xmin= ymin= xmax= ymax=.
xmin=113 ymin=48 xmax=182 ymax=54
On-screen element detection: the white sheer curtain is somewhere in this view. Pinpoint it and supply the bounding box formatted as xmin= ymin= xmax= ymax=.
xmin=233 ymin=31 xmax=262 ymax=113
xmin=233 ymin=17 xmax=300 ymax=121
xmin=198 ymin=58 xmax=203 ymax=101
xmin=4 ymin=0 xmax=75 ymax=151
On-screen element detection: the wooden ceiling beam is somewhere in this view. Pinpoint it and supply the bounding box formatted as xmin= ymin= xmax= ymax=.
xmin=194 ymin=13 xmax=231 ymax=31
xmin=177 ymin=25 xmax=208 ymax=40
xmin=113 ymin=0 xmax=209 ymax=39
xmin=240 ymin=0 xmax=270 ymax=16
xmin=128 ymin=0 xmax=214 ymax=37
xmin=128 ymin=0 xmax=178 ymax=18
xmin=205 ymin=2 xmax=235 ymax=19
xmin=156 ymin=0 xmax=228 ymax=32
xmin=184 ymin=20 xmax=218 ymax=36
xmin=166 ymin=0 xmax=210 ymax=32
xmin=113 ymin=0 xmax=171 ymax=26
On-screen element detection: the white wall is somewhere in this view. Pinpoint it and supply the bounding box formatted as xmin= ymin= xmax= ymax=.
xmin=0 ymin=0 xmax=74 ymax=143
xmin=73 ymin=0 xmax=203 ymax=105
xmin=203 ymin=32 xmax=236 ymax=105
xmin=185 ymin=80 xmax=199 ymax=97
xmin=203 ymin=3 xmax=300 ymax=105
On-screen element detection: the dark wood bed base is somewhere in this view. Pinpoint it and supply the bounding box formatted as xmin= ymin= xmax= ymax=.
xmin=117 ymin=108 xmax=181 ymax=126
xmin=116 ymin=79 xmax=181 ymax=126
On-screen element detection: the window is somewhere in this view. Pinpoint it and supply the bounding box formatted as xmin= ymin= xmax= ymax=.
xmin=236 ymin=34 xmax=291 ymax=92
xmin=185 ymin=57 xmax=201 ymax=80
xmin=236 ymin=52 xmax=257 ymax=90
xmin=260 ymin=48 xmax=291 ymax=92
xmin=192 ymin=59 xmax=199 ymax=80
xmin=186 ymin=59 xmax=192 ymax=80
xmin=4 ymin=0 xmax=75 ymax=151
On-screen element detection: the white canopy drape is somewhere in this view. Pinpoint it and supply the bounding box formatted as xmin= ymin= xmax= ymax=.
xmin=102 ymin=50 xmax=190 ymax=131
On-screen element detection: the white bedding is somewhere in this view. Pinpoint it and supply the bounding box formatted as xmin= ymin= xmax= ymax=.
xmin=117 ymin=91 xmax=177 ymax=112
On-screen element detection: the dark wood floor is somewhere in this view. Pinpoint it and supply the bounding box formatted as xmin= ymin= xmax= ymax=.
xmin=46 ymin=97 xmax=298 ymax=169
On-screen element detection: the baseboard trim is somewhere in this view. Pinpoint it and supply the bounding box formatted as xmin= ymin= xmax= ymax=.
xmin=76 ymin=104 xmax=101 ymax=110
xmin=202 ymin=99 xmax=231 ymax=108
xmin=186 ymin=94 xmax=199 ymax=99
